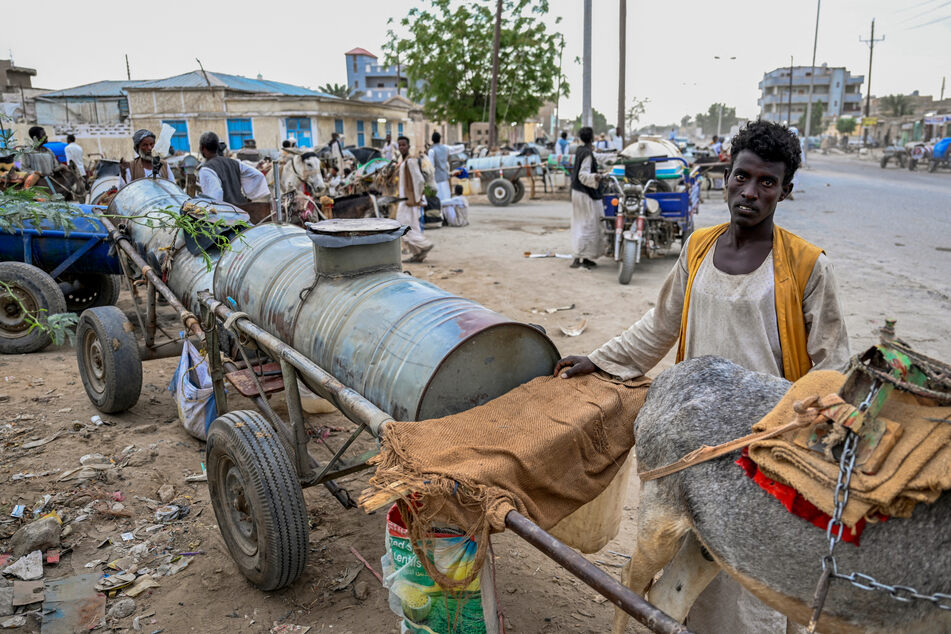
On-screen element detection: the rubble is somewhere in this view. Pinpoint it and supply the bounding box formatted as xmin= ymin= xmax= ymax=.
xmin=1 ymin=550 xmax=43 ymax=580
xmin=9 ymin=516 xmax=61 ymax=557
xmin=157 ymin=484 xmax=175 ymax=504
xmin=107 ymin=597 xmax=136 ymax=619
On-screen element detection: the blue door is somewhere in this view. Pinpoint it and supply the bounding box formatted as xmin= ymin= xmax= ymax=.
xmin=356 ymin=120 xmax=365 ymax=146
xmin=285 ymin=117 xmax=312 ymax=148
xmin=163 ymin=120 xmax=189 ymax=152
xmin=227 ymin=118 xmax=253 ymax=151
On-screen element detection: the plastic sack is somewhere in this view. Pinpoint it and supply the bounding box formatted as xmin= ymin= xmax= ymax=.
xmin=168 ymin=340 xmax=217 ymax=441
xmin=382 ymin=505 xmax=499 ymax=634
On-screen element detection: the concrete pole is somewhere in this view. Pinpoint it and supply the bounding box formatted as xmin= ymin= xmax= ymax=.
xmin=787 ymin=56 xmax=794 ymax=126
xmin=716 ymin=104 xmax=723 ymax=138
xmin=803 ymin=0 xmax=821 ymax=166
xmin=582 ymin=0 xmax=592 ymax=127
xmin=487 ymin=0 xmax=503 ymax=149
xmin=617 ymin=0 xmax=626 ymax=144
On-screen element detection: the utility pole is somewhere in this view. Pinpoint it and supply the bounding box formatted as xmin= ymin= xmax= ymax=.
xmin=554 ymin=40 xmax=564 ymax=137
xmin=803 ymin=0 xmax=821 ymax=166
xmin=487 ymin=0 xmax=503 ymax=149
xmin=787 ymin=56 xmax=794 ymax=125
xmin=582 ymin=0 xmax=592 ymax=127
xmin=125 ymin=54 xmax=131 ymax=81
xmin=860 ymin=18 xmax=885 ymax=145
xmin=617 ymin=0 xmax=626 ymax=145
xmin=940 ymin=76 xmax=945 ymax=102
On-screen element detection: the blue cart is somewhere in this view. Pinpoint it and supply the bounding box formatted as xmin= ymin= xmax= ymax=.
xmin=0 ymin=203 xmax=121 ymax=353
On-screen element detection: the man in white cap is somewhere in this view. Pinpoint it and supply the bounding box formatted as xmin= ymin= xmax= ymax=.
xmin=119 ymin=129 xmax=173 ymax=187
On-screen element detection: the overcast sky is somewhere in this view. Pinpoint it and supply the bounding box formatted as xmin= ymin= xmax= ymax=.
xmin=8 ymin=0 xmax=950 ymax=126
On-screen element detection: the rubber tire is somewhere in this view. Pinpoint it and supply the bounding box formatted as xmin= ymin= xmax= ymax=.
xmin=206 ymin=410 xmax=308 ymax=591
xmin=618 ymin=239 xmax=638 ymax=285
xmin=511 ymin=178 xmax=526 ymax=204
xmin=908 ymin=158 xmax=918 ymax=171
xmin=486 ymin=178 xmax=515 ymax=206
xmin=76 ymin=305 xmax=142 ymax=413
xmin=61 ymin=274 xmax=122 ymax=313
xmin=880 ymin=157 xmax=888 ymax=169
xmin=928 ymin=160 xmax=938 ymax=173
xmin=0 ymin=262 xmax=67 ymax=354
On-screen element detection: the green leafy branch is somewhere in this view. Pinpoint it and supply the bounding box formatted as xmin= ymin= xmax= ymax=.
xmin=0 ymin=279 xmax=79 ymax=346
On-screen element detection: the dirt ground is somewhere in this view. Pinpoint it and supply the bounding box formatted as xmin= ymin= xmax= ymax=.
xmin=1 ymin=156 xmax=949 ymax=633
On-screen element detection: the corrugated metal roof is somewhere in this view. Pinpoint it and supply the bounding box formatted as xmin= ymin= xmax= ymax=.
xmin=41 ymin=80 xmax=150 ymax=98
xmin=129 ymin=71 xmax=337 ymax=98
xmin=345 ymin=47 xmax=377 ymax=58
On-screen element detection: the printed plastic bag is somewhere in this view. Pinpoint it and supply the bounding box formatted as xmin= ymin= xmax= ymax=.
xmin=168 ymin=340 xmax=217 ymax=441
xmin=381 ymin=504 xmax=499 ymax=634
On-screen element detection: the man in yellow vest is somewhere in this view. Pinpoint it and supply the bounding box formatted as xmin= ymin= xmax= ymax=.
xmin=554 ymin=119 xmax=849 ymax=633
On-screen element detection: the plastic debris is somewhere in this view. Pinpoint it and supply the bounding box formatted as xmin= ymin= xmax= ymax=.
xmin=560 ymin=319 xmax=588 ymax=337
xmin=531 ymin=304 xmax=575 ymax=314
xmin=120 ymin=532 xmax=135 ymax=542
xmin=124 ymin=575 xmax=159 ymax=598
xmin=270 ymin=625 xmax=311 ymax=633
xmin=1 ymin=615 xmax=26 ymax=629
xmin=154 ymin=505 xmax=181 ymax=523
xmin=2 ymin=550 xmax=43 ymax=580
xmin=9 ymin=505 xmax=24 ymax=519
xmin=46 ymin=549 xmax=60 ymax=565
xmin=31 ymin=494 xmax=52 ymax=517
xmin=523 ymin=251 xmax=573 ymax=259
xmin=22 ymin=431 xmax=62 ymax=449
xmin=332 ymin=566 xmax=361 ymax=591
xmin=95 ymin=571 xmax=136 ymax=592
xmin=165 ymin=557 xmax=191 ymax=576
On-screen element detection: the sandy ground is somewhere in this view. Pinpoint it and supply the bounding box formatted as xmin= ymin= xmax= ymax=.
xmin=1 ymin=155 xmax=949 ymax=633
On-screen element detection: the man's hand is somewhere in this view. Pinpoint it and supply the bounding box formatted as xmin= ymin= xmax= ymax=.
xmin=553 ymin=355 xmax=599 ymax=379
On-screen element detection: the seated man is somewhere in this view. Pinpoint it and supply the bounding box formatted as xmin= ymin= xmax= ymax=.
xmin=555 ymin=119 xmax=850 ymax=633
xmin=441 ymin=184 xmax=469 ymax=227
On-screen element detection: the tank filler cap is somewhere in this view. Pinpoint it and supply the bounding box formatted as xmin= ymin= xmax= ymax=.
xmin=305 ymin=218 xmax=408 ymax=248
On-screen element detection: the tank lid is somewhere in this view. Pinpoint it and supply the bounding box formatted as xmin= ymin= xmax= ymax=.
xmin=305 ymin=218 xmax=407 ymax=248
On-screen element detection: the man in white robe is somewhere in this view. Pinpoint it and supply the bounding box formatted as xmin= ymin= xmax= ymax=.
xmin=396 ymin=136 xmax=433 ymax=263
xmin=568 ymin=126 xmax=605 ymax=270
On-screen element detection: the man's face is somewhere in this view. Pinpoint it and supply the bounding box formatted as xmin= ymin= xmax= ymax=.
xmin=138 ymin=137 xmax=155 ymax=157
xmin=726 ymin=150 xmax=791 ymax=230
xmin=386 ymin=135 xmax=391 ymax=143
xmin=397 ymin=138 xmax=409 ymax=157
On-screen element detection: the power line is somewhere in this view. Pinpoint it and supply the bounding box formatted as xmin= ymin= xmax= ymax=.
xmin=894 ymin=0 xmax=942 ymax=13
xmin=899 ymin=0 xmax=951 ymax=24
xmin=907 ymin=12 xmax=951 ymax=29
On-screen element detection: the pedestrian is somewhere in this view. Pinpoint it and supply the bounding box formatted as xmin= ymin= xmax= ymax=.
xmin=196 ymin=132 xmax=269 ymax=207
xmin=711 ymin=134 xmax=723 ymax=157
xmin=119 ymin=129 xmax=173 ymax=187
xmin=595 ymin=133 xmax=611 ymax=151
xmin=554 ymin=119 xmax=850 ymax=634
xmin=64 ymin=134 xmax=85 ymax=177
xmin=568 ymin=126 xmax=605 ymax=270
xmin=611 ymin=127 xmax=624 ymax=151
xmin=328 ymin=132 xmax=344 ymax=169
xmin=382 ymin=133 xmax=398 ymax=161
xmin=396 ymin=136 xmax=433 ymax=263
xmin=427 ymin=131 xmax=451 ymax=203
xmin=327 ymin=166 xmax=341 ymax=196
xmin=668 ymin=127 xmax=677 ymax=141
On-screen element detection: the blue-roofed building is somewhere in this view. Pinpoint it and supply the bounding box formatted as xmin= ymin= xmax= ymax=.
xmin=36 ymin=80 xmax=149 ymax=126
xmin=125 ymin=69 xmax=418 ymax=153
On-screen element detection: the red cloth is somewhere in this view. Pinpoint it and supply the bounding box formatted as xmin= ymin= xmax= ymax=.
xmin=736 ymin=448 xmax=885 ymax=546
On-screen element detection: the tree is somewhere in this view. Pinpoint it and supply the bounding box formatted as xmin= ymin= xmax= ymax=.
xmin=318 ymin=83 xmax=350 ymax=98
xmin=680 ymin=114 xmax=692 ymax=130
xmin=384 ymin=0 xmax=568 ymax=136
xmin=836 ymin=116 xmax=857 ymax=135
xmin=797 ymin=99 xmax=824 ymax=135
xmin=695 ymin=103 xmax=737 ymax=136
xmin=880 ymin=94 xmax=912 ymax=117
xmin=624 ymin=96 xmax=650 ymax=135
xmin=571 ymin=108 xmax=609 ymax=134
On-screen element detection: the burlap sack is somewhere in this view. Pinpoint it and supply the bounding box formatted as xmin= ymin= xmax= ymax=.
xmin=749 ymin=371 xmax=951 ymax=527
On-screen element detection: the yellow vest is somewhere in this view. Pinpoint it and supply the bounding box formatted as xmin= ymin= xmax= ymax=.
xmin=676 ymin=223 xmax=823 ymax=381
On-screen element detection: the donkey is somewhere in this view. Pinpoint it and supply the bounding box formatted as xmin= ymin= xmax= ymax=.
xmin=614 ymin=356 xmax=951 ymax=633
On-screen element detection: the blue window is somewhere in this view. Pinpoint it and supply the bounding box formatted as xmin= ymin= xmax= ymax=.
xmin=334 ymin=119 xmax=344 ymax=135
xmin=163 ymin=120 xmax=189 ymax=152
xmin=385 ymin=121 xmax=392 ymax=136
xmin=226 ymin=118 xmax=253 ymax=152
xmin=356 ymin=120 xmax=365 ymax=147
xmin=371 ymin=120 xmax=379 ymax=138
xmin=285 ymin=117 xmax=312 ymax=148
xmin=398 ymin=122 xmax=404 ymax=136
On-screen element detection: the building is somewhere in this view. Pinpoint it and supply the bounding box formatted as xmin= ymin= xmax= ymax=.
xmin=867 ymin=91 xmax=951 ymax=145
xmin=124 ymin=70 xmax=416 ymax=157
xmin=344 ymin=48 xmax=413 ymax=103
xmin=758 ymin=64 xmax=863 ymax=125
xmin=1 ymin=59 xmax=43 ymax=123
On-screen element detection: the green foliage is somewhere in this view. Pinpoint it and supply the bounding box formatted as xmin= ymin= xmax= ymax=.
xmin=139 ymin=204 xmax=250 ymax=272
xmin=385 ymin=0 xmax=568 ymax=133
xmin=695 ymin=103 xmax=737 ymax=136
xmin=572 ymin=108 xmax=610 ymax=134
xmin=680 ymin=114 xmax=692 ymax=129
xmin=625 ymin=97 xmax=650 ymax=133
xmin=318 ymin=83 xmax=353 ymax=99
xmin=0 ymin=280 xmax=78 ymax=346
xmin=836 ymin=116 xmax=857 ymax=135
xmin=0 ymin=190 xmax=80 ymax=235
xmin=797 ymin=99 xmax=824 ymax=134
xmin=880 ymin=94 xmax=912 ymax=117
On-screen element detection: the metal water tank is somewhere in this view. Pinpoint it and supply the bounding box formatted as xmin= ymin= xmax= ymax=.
xmin=216 ymin=219 xmax=559 ymax=421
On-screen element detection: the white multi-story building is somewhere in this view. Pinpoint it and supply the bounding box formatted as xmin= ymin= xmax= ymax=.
xmin=758 ymin=63 xmax=864 ymax=125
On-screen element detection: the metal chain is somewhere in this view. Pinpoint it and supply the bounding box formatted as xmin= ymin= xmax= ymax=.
xmin=813 ymin=380 xmax=951 ymax=628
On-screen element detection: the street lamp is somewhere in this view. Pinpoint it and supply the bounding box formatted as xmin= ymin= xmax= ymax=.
xmin=712 ymin=56 xmax=737 ymax=138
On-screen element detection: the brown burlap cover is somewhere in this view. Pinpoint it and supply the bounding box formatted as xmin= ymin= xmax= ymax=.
xmin=364 ymin=372 xmax=649 ymax=537
xmin=749 ymin=370 xmax=951 ymax=527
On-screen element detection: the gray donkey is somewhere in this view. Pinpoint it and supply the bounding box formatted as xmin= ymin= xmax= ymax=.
xmin=613 ymin=356 xmax=951 ymax=633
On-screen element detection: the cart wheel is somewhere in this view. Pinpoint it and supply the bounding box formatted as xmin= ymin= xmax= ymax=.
xmin=908 ymin=159 xmax=918 ymax=171
xmin=0 ymin=262 xmax=67 ymax=354
xmin=206 ymin=410 xmax=308 ymax=591
xmin=879 ymin=157 xmax=888 ymax=169
xmin=76 ymin=306 xmax=141 ymax=413
xmin=618 ymin=239 xmax=638 ymax=285
xmin=928 ymin=160 xmax=938 ymax=173
xmin=60 ymin=274 xmax=121 ymax=312
xmin=511 ymin=179 xmax=526 ymax=204
xmin=486 ymin=178 xmax=515 ymax=206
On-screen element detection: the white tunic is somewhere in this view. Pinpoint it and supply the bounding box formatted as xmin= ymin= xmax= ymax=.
xmin=570 ymin=155 xmax=604 ymax=260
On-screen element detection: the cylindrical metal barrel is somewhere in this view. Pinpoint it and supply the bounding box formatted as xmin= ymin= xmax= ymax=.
xmin=216 ymin=219 xmax=559 ymax=421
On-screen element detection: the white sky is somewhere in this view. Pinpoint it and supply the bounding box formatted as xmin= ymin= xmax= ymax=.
xmin=8 ymin=0 xmax=950 ymax=126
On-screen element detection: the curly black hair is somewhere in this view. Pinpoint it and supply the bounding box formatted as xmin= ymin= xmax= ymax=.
xmin=729 ymin=119 xmax=802 ymax=185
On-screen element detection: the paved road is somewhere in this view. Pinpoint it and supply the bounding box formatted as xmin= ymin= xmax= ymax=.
xmin=465 ymin=153 xmax=951 ymax=363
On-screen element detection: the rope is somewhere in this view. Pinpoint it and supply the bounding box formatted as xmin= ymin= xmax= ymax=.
xmin=222 ymin=310 xmax=250 ymax=333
